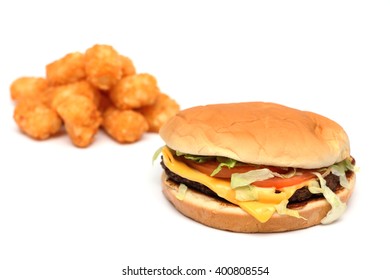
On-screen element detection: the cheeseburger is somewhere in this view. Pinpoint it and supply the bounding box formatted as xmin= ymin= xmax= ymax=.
xmin=156 ymin=102 xmax=357 ymax=232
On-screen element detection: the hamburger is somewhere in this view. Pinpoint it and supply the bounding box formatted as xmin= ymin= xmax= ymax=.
xmin=155 ymin=102 xmax=357 ymax=233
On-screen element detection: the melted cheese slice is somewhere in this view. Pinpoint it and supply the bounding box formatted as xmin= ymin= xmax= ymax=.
xmin=162 ymin=146 xmax=310 ymax=223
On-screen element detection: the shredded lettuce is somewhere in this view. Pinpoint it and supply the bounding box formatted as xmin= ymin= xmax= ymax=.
xmin=174 ymin=150 xmax=236 ymax=175
xmin=210 ymin=157 xmax=237 ymax=176
xmin=311 ymin=172 xmax=347 ymax=224
xmin=331 ymin=163 xmax=349 ymax=189
xmin=152 ymin=146 xmax=164 ymax=165
xmin=230 ymin=168 xmax=297 ymax=189
xmin=275 ymin=168 xmax=297 ymax=179
xmin=345 ymin=158 xmax=358 ymax=172
xmin=307 ymin=179 xmax=322 ymax=194
xmin=234 ymin=185 xmax=278 ymax=203
xmin=330 ymin=158 xmax=356 ymax=189
xmin=176 ymin=183 xmax=188 ymax=201
xmin=231 ymin=169 xmax=275 ymax=188
xmin=320 ymin=185 xmax=347 ymax=224
xmin=275 ymin=200 xmax=305 ymax=220
xmin=181 ymin=153 xmax=214 ymax=163
xmin=235 ymin=185 xmax=259 ymax=201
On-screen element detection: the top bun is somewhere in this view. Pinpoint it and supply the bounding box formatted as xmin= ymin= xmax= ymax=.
xmin=159 ymin=102 xmax=350 ymax=169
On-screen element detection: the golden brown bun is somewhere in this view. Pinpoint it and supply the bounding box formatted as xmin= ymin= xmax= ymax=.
xmin=162 ymin=172 xmax=355 ymax=233
xmin=160 ymin=102 xmax=350 ymax=169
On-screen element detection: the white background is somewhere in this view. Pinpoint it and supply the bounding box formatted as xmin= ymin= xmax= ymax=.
xmin=1 ymin=1 xmax=389 ymax=279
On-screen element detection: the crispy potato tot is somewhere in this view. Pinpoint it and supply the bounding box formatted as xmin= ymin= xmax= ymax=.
xmin=46 ymin=52 xmax=86 ymax=86
xmin=64 ymin=123 xmax=100 ymax=148
xmin=57 ymin=94 xmax=101 ymax=127
xmin=10 ymin=43 xmax=181 ymax=147
xmin=102 ymin=106 xmax=148 ymax=143
xmin=85 ymin=44 xmax=122 ymax=90
xmin=56 ymin=95 xmax=102 ymax=147
xmin=120 ymin=55 xmax=136 ymax=77
xmin=13 ymin=100 xmax=62 ymax=140
xmin=137 ymin=93 xmax=180 ymax=132
xmin=109 ymin=73 xmax=159 ymax=109
xmin=49 ymin=80 xmax=101 ymax=111
xmin=10 ymin=77 xmax=48 ymax=102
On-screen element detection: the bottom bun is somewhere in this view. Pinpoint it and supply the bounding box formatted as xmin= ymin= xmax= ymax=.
xmin=161 ymin=172 xmax=355 ymax=233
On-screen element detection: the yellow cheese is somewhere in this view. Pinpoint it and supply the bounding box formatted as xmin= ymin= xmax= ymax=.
xmin=162 ymin=146 xmax=309 ymax=223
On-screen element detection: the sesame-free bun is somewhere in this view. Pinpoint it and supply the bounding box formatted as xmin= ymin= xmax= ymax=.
xmin=159 ymin=102 xmax=350 ymax=169
xmin=162 ymin=172 xmax=356 ymax=233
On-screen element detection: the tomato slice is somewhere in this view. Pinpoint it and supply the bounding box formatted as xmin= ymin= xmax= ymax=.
xmin=183 ymin=158 xmax=316 ymax=189
xmin=184 ymin=160 xmax=253 ymax=178
xmin=251 ymin=173 xmax=316 ymax=188
xmin=184 ymin=159 xmax=288 ymax=178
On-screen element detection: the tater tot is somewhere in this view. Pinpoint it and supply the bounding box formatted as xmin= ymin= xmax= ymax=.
xmin=85 ymin=44 xmax=122 ymax=90
xmin=64 ymin=123 xmax=100 ymax=148
xmin=56 ymin=95 xmax=102 ymax=147
xmin=46 ymin=52 xmax=86 ymax=86
xmin=137 ymin=93 xmax=180 ymax=132
xmin=109 ymin=73 xmax=159 ymax=109
xmin=10 ymin=77 xmax=48 ymax=102
xmin=102 ymin=106 xmax=148 ymax=143
xmin=49 ymin=80 xmax=101 ymax=111
xmin=120 ymin=55 xmax=136 ymax=77
xmin=13 ymin=100 xmax=62 ymax=140
xmin=10 ymin=43 xmax=181 ymax=147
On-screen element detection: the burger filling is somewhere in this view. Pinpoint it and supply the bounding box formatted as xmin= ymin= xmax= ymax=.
xmin=161 ymin=160 xmax=344 ymax=204
xmin=155 ymin=146 xmax=356 ymax=224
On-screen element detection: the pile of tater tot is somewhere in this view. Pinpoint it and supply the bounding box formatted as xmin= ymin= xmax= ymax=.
xmin=10 ymin=44 xmax=180 ymax=147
